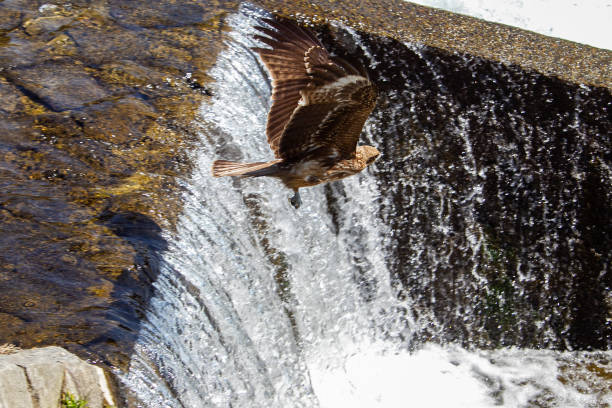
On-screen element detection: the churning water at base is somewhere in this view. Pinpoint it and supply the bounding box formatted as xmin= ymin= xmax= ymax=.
xmin=121 ymin=7 xmax=612 ymax=407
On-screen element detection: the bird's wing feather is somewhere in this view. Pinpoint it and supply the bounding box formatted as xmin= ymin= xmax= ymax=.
xmin=253 ymin=18 xmax=376 ymax=162
xmin=252 ymin=18 xmax=331 ymax=157
xmin=278 ymin=75 xmax=377 ymax=163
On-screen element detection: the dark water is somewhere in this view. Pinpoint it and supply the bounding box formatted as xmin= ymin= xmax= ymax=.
xmin=357 ymin=36 xmax=612 ymax=350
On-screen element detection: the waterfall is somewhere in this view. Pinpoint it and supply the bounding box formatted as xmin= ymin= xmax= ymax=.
xmin=121 ymin=7 xmax=408 ymax=407
xmin=121 ymin=6 xmax=611 ymax=407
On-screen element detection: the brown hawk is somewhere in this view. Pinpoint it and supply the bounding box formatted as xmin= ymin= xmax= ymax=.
xmin=211 ymin=17 xmax=380 ymax=208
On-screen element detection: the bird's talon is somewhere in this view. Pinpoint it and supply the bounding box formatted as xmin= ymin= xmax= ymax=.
xmin=289 ymin=192 xmax=302 ymax=209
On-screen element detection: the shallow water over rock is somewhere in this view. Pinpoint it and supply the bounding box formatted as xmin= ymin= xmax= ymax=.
xmin=0 ymin=0 xmax=237 ymax=368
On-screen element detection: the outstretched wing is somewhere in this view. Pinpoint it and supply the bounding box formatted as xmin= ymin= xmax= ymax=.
xmin=279 ymin=73 xmax=377 ymax=163
xmin=252 ymin=18 xmax=328 ymax=157
xmin=253 ymin=18 xmax=376 ymax=163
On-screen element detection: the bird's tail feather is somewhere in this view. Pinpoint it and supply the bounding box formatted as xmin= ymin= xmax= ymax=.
xmin=211 ymin=160 xmax=280 ymax=177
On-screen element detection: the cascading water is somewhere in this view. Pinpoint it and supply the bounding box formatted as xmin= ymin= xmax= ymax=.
xmin=121 ymin=8 xmax=409 ymax=406
xmin=121 ymin=6 xmax=612 ymax=407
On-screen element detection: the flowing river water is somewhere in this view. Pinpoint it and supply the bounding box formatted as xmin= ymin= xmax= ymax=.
xmin=120 ymin=6 xmax=612 ymax=407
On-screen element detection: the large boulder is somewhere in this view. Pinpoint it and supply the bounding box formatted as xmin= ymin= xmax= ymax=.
xmin=0 ymin=346 xmax=115 ymax=408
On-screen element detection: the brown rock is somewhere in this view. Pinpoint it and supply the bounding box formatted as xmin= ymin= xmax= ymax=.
xmin=6 ymin=62 xmax=110 ymax=111
xmin=23 ymin=16 xmax=73 ymax=36
xmin=108 ymin=0 xmax=206 ymax=28
xmin=0 ymin=7 xmax=21 ymax=31
xmin=0 ymin=80 xmax=25 ymax=114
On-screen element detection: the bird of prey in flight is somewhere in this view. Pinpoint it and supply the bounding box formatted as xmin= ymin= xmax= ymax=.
xmin=212 ymin=17 xmax=379 ymax=208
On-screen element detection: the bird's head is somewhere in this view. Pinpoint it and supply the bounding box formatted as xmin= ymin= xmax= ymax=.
xmin=357 ymin=145 xmax=380 ymax=167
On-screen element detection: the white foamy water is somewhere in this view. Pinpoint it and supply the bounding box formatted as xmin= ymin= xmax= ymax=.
xmin=121 ymin=7 xmax=612 ymax=408
xmin=407 ymin=0 xmax=612 ymax=50
xmin=311 ymin=345 xmax=612 ymax=408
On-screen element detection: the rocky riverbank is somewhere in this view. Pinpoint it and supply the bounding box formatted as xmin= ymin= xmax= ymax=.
xmin=0 ymin=0 xmax=242 ymax=370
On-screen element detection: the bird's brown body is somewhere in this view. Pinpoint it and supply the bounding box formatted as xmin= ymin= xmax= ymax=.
xmin=212 ymin=17 xmax=380 ymax=208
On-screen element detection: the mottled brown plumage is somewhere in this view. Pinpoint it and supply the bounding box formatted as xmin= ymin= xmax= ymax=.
xmin=212 ymin=17 xmax=380 ymax=208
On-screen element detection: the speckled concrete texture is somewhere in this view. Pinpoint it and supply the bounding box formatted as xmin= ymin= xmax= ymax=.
xmin=256 ymin=0 xmax=611 ymax=90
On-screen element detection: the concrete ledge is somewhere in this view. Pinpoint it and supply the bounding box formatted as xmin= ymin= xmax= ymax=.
xmin=0 ymin=346 xmax=116 ymax=408
xmin=256 ymin=0 xmax=611 ymax=89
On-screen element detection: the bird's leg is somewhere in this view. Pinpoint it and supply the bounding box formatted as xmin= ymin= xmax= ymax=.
xmin=289 ymin=189 xmax=302 ymax=209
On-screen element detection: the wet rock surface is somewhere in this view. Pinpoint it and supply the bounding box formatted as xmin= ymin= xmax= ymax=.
xmin=0 ymin=0 xmax=610 ymax=401
xmin=0 ymin=0 xmax=238 ymax=369
xmin=8 ymin=62 xmax=110 ymax=111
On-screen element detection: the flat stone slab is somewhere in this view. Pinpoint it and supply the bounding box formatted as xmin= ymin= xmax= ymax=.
xmin=0 ymin=346 xmax=115 ymax=408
